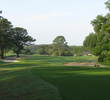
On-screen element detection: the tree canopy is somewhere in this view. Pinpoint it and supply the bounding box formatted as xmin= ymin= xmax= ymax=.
xmin=0 ymin=17 xmax=13 ymax=59
xmin=105 ymin=0 xmax=110 ymax=11
xmin=11 ymin=27 xmax=36 ymax=57
xmin=52 ymin=36 xmax=69 ymax=56
xmin=84 ymin=0 xmax=110 ymax=62
xmin=0 ymin=16 xmax=36 ymax=59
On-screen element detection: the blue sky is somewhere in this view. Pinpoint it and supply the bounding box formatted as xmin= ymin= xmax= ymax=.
xmin=0 ymin=0 xmax=108 ymax=45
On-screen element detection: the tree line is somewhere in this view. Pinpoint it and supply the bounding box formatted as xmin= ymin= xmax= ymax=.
xmin=0 ymin=15 xmax=35 ymax=59
xmin=84 ymin=0 xmax=110 ymax=62
xmin=23 ymin=36 xmax=90 ymax=56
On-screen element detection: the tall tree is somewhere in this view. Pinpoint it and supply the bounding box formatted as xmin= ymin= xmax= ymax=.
xmin=0 ymin=17 xmax=13 ymax=59
xmin=52 ymin=36 xmax=68 ymax=56
xmin=84 ymin=0 xmax=110 ymax=62
xmin=11 ymin=27 xmax=36 ymax=57
xmin=105 ymin=0 xmax=110 ymax=11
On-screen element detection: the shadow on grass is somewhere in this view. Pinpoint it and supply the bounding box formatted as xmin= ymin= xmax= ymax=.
xmin=30 ymin=66 xmax=110 ymax=100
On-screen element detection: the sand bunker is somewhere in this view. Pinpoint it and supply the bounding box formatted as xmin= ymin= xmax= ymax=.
xmin=64 ymin=62 xmax=102 ymax=67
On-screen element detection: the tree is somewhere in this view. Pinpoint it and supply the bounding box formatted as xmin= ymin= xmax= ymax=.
xmin=22 ymin=45 xmax=37 ymax=55
xmin=11 ymin=27 xmax=36 ymax=57
xmin=52 ymin=36 xmax=68 ymax=56
xmin=70 ymin=46 xmax=90 ymax=56
xmin=91 ymin=15 xmax=107 ymax=33
xmin=83 ymin=0 xmax=110 ymax=62
xmin=83 ymin=33 xmax=97 ymax=49
xmin=36 ymin=45 xmax=49 ymax=55
xmin=0 ymin=17 xmax=13 ymax=59
xmin=105 ymin=0 xmax=110 ymax=11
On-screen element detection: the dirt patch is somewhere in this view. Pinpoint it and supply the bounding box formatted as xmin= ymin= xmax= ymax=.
xmin=64 ymin=62 xmax=105 ymax=68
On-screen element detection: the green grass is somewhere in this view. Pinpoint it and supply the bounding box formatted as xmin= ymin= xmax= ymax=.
xmin=0 ymin=55 xmax=110 ymax=100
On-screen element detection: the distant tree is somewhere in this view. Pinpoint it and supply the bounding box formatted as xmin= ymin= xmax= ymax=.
xmin=0 ymin=17 xmax=13 ymax=59
xmin=11 ymin=27 xmax=36 ymax=57
xmin=35 ymin=44 xmax=53 ymax=55
xmin=52 ymin=36 xmax=68 ymax=56
xmin=22 ymin=45 xmax=37 ymax=55
xmin=36 ymin=45 xmax=48 ymax=55
xmin=70 ymin=46 xmax=90 ymax=56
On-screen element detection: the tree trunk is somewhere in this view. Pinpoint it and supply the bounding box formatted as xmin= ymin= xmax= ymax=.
xmin=58 ymin=48 xmax=62 ymax=56
xmin=0 ymin=48 xmax=5 ymax=59
xmin=16 ymin=52 xmax=20 ymax=58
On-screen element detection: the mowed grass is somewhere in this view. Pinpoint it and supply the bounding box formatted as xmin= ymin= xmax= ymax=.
xmin=0 ymin=55 xmax=110 ymax=100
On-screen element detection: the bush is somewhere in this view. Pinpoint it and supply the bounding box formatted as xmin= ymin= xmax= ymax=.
xmin=98 ymin=51 xmax=110 ymax=62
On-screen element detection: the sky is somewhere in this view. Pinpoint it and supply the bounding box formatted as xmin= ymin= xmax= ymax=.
xmin=0 ymin=0 xmax=108 ymax=45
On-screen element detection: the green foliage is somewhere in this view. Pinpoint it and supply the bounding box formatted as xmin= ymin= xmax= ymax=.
xmin=70 ymin=46 xmax=90 ymax=56
xmin=98 ymin=51 xmax=110 ymax=62
xmin=36 ymin=45 xmax=52 ymax=55
xmin=22 ymin=48 xmax=34 ymax=55
xmin=84 ymin=1 xmax=110 ymax=62
xmin=24 ymin=45 xmax=37 ymax=55
xmin=83 ymin=33 xmax=97 ymax=49
xmin=11 ymin=27 xmax=36 ymax=57
xmin=0 ymin=17 xmax=13 ymax=59
xmin=91 ymin=15 xmax=107 ymax=33
xmin=34 ymin=43 xmax=73 ymax=56
xmin=52 ymin=36 xmax=71 ymax=56
xmin=35 ymin=36 xmax=73 ymax=56
xmin=28 ymin=42 xmax=89 ymax=57
xmin=105 ymin=0 xmax=110 ymax=11
xmin=0 ymin=15 xmax=35 ymax=59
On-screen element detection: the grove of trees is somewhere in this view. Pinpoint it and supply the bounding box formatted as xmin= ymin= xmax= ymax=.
xmin=0 ymin=15 xmax=35 ymax=59
xmin=84 ymin=0 xmax=110 ymax=62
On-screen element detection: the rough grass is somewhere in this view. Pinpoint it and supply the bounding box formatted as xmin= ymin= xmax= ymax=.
xmin=1 ymin=55 xmax=110 ymax=100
